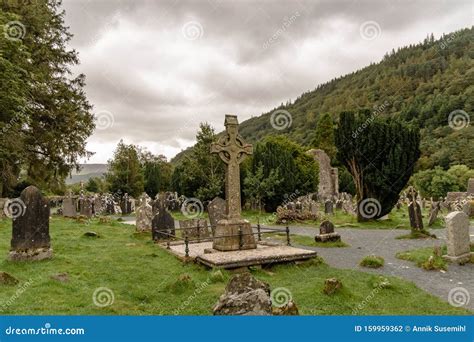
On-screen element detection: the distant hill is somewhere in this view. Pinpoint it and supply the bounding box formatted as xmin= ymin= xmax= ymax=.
xmin=172 ymin=27 xmax=473 ymax=169
xmin=66 ymin=164 xmax=108 ymax=185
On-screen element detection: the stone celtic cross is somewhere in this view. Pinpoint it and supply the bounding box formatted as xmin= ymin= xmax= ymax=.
xmin=211 ymin=115 xmax=252 ymax=220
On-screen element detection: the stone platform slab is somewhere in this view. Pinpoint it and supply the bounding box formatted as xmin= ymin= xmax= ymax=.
xmin=160 ymin=241 xmax=317 ymax=269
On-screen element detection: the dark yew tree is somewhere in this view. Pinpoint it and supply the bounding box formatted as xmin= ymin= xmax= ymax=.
xmin=335 ymin=110 xmax=420 ymax=221
xmin=1 ymin=0 xmax=95 ymax=194
xmin=251 ymin=136 xmax=318 ymax=212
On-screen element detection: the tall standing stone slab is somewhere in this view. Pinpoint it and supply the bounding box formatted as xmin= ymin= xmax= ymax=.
xmin=407 ymin=187 xmax=423 ymax=230
xmin=62 ymin=193 xmax=76 ymax=217
xmin=467 ymin=178 xmax=474 ymax=195
xmin=306 ymin=149 xmax=339 ymax=200
xmin=208 ymin=197 xmax=226 ymax=235
xmin=324 ymin=200 xmax=333 ymax=215
xmin=443 ymin=211 xmax=472 ymax=264
xmin=80 ymin=197 xmax=93 ymax=218
xmin=9 ymin=186 xmax=53 ymax=261
xmin=136 ymin=194 xmax=152 ymax=232
xmin=210 ymin=115 xmax=256 ymax=251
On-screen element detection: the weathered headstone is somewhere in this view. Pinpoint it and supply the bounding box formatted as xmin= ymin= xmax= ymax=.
xmin=324 ymin=200 xmax=333 ymax=215
xmin=443 ymin=211 xmax=472 ymax=264
xmin=62 ymin=192 xmax=76 ymax=217
xmin=152 ymin=194 xmax=175 ymax=240
xmin=208 ymin=197 xmax=226 ymax=235
xmin=80 ymin=197 xmax=93 ymax=218
xmin=136 ymin=194 xmax=152 ymax=232
xmin=315 ymin=220 xmax=340 ymax=242
xmin=210 ymin=115 xmax=256 ymax=251
xmin=407 ymin=187 xmax=423 ymax=230
xmin=9 ymin=186 xmax=53 ymax=261
xmin=427 ymin=202 xmax=439 ymax=227
xmin=93 ymin=195 xmax=105 ymax=215
xmin=121 ymin=193 xmax=132 ymax=215
xmin=179 ymin=218 xmax=211 ymax=240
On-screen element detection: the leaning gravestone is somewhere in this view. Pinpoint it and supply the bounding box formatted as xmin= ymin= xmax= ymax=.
xmin=443 ymin=211 xmax=472 ymax=264
xmin=407 ymin=187 xmax=423 ymax=230
xmin=208 ymin=197 xmax=226 ymax=235
xmin=152 ymin=195 xmax=175 ymax=240
xmin=10 ymin=186 xmax=53 ymax=261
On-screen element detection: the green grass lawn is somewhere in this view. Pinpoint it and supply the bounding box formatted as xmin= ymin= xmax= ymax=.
xmin=396 ymin=245 xmax=474 ymax=271
xmin=0 ymin=216 xmax=469 ymax=315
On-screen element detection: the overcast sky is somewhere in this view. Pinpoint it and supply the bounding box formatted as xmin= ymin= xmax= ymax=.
xmin=62 ymin=0 xmax=472 ymax=163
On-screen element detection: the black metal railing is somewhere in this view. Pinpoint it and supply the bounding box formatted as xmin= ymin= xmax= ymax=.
xmin=154 ymin=224 xmax=291 ymax=258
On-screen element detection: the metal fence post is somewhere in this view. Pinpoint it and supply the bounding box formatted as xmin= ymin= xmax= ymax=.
xmin=185 ymin=236 xmax=189 ymax=257
xmin=166 ymin=229 xmax=171 ymax=249
xmin=257 ymin=223 xmax=261 ymax=242
xmin=197 ymin=220 xmax=200 ymax=242
xmin=286 ymin=226 xmax=291 ymax=246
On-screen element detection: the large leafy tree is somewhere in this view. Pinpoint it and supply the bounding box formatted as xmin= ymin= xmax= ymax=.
xmin=171 ymin=123 xmax=224 ymax=201
xmin=335 ymin=110 xmax=420 ymax=221
xmin=0 ymin=1 xmax=94 ymax=194
xmin=106 ymin=140 xmax=144 ymax=198
xmin=243 ymin=163 xmax=282 ymax=211
xmin=142 ymin=153 xmax=172 ymax=199
xmin=411 ymin=167 xmax=460 ymax=199
xmin=0 ymin=10 xmax=29 ymax=196
xmin=251 ymin=136 xmax=318 ymax=211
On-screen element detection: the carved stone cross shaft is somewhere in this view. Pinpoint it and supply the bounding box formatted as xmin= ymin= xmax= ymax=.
xmin=211 ymin=115 xmax=253 ymax=220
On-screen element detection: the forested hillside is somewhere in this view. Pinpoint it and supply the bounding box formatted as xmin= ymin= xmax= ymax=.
xmin=173 ymin=27 xmax=473 ymax=170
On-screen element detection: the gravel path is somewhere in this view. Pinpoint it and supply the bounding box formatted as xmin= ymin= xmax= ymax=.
xmin=121 ymin=215 xmax=473 ymax=310
xmin=284 ymin=224 xmax=474 ymax=310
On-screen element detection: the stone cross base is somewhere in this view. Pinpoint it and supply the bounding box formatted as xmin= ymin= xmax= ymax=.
xmin=443 ymin=252 xmax=473 ymax=265
xmin=9 ymin=247 xmax=53 ymax=261
xmin=213 ymin=219 xmax=256 ymax=251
